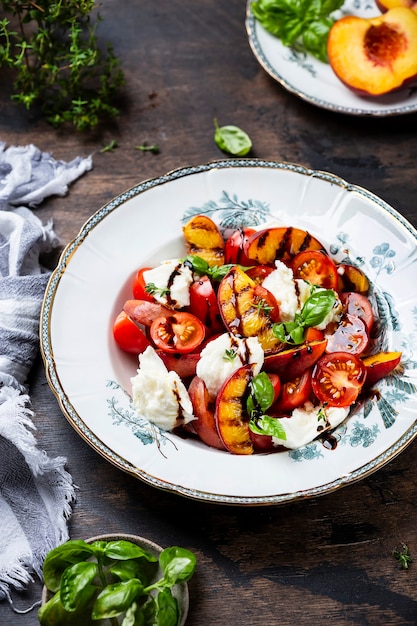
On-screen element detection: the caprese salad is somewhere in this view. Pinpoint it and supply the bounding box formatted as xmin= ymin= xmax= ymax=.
xmin=113 ymin=214 xmax=402 ymax=455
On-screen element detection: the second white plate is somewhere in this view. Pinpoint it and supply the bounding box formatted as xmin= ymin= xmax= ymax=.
xmin=246 ymin=0 xmax=417 ymax=116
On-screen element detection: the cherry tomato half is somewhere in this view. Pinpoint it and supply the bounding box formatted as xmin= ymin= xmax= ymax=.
xmin=271 ymin=369 xmax=312 ymax=414
xmin=291 ymin=250 xmax=338 ymax=290
xmin=224 ymin=227 xmax=255 ymax=267
xmin=312 ymin=352 xmax=367 ymax=407
xmin=188 ymin=276 xmax=224 ymax=335
xmin=150 ymin=312 xmax=206 ymax=354
xmin=246 ymin=265 xmax=274 ymax=284
xmin=113 ymin=311 xmax=151 ymax=354
xmin=267 ymin=373 xmax=281 ymax=404
xmin=340 ymin=292 xmax=374 ymax=333
xmin=132 ymin=267 xmax=154 ymax=301
xmin=326 ymin=313 xmax=369 ymax=356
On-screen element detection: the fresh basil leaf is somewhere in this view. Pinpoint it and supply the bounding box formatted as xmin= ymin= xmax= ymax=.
xmin=249 ymin=415 xmax=287 ymax=440
xmin=159 ymin=547 xmax=197 ymax=585
xmin=121 ymin=601 xmax=140 ymax=626
xmin=155 ymin=588 xmax=180 ymax=626
xmin=104 ymin=540 xmax=157 ymax=562
xmin=320 ymin=0 xmax=344 ymax=16
xmin=301 ymin=0 xmax=322 ymax=21
xmin=43 ymin=540 xmax=96 ymax=593
xmin=279 ymin=17 xmax=305 ymax=46
xmin=38 ymin=589 xmax=95 ymax=626
xmin=92 ymin=579 xmax=144 ymax=619
xmin=302 ymin=18 xmax=333 ymax=62
xmin=287 ymin=324 xmax=306 ymax=344
xmin=273 ymin=320 xmax=304 ymax=345
xmin=250 ymin=372 xmax=275 ymax=413
xmin=300 ymin=289 xmax=336 ymax=327
xmin=60 ymin=562 xmax=98 ymax=612
xmin=182 ymin=255 xmax=210 ymax=275
xmin=109 ymin=558 xmax=158 ymax=586
xmin=272 ymin=322 xmax=287 ymax=343
xmin=246 ymin=393 xmax=256 ymax=418
xmin=214 ymin=119 xmax=252 ymax=156
xmin=209 ymin=263 xmax=236 ymax=281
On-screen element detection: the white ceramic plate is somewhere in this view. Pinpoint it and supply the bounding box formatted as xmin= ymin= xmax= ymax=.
xmin=40 ymin=159 xmax=417 ymax=505
xmin=246 ymin=0 xmax=417 ymax=116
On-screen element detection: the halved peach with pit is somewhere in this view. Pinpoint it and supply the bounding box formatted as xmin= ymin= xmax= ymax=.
xmin=327 ymin=7 xmax=417 ymax=96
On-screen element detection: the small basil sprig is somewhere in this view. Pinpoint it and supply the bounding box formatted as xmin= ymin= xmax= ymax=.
xmin=183 ymin=254 xmax=252 ymax=281
xmin=145 ymin=282 xmax=170 ymax=297
xmin=213 ymin=118 xmax=252 ymax=156
xmin=38 ymin=539 xmax=197 ymax=626
xmin=247 ymin=372 xmax=287 ymax=440
xmin=273 ymin=289 xmax=336 ymax=345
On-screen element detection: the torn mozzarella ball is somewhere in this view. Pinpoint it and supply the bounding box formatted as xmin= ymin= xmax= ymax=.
xmin=196 ymin=332 xmax=264 ymax=397
xmin=261 ymin=260 xmax=298 ymax=322
xmin=271 ymin=402 xmax=350 ymax=449
xmin=131 ymin=346 xmax=195 ymax=430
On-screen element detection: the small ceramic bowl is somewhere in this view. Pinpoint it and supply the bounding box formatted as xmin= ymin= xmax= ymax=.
xmin=41 ymin=533 xmax=189 ymax=625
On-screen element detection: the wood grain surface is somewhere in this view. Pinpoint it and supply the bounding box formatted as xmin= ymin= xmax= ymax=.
xmin=1 ymin=1 xmax=417 ymax=624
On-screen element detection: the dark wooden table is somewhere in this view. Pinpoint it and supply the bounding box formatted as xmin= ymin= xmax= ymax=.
xmin=2 ymin=1 xmax=417 ymax=624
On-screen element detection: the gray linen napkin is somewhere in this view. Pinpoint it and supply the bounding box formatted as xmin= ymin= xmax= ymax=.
xmin=0 ymin=142 xmax=92 ymax=607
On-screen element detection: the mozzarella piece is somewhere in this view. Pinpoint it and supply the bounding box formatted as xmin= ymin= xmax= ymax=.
xmin=143 ymin=259 xmax=193 ymax=308
xmin=131 ymin=346 xmax=195 ymax=431
xmin=196 ymin=332 xmax=264 ymax=397
xmin=271 ymin=402 xmax=349 ymax=449
xmin=261 ymin=261 xmax=298 ymax=322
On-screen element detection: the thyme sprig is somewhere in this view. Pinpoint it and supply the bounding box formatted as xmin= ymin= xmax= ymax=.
xmin=0 ymin=0 xmax=124 ymax=130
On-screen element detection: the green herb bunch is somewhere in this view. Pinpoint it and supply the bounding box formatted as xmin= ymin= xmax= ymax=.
xmin=251 ymin=0 xmax=344 ymax=63
xmin=0 ymin=0 xmax=124 ymax=130
xmin=38 ymin=538 xmax=197 ymax=626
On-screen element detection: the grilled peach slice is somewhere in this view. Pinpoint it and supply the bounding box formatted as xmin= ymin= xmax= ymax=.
xmin=183 ymin=214 xmax=225 ymax=267
xmin=188 ymin=376 xmax=226 ymax=450
xmin=245 ymin=226 xmax=325 ymax=266
xmin=337 ymin=264 xmax=370 ymax=294
xmin=215 ymin=364 xmax=255 ymax=455
xmin=217 ymin=265 xmax=282 ymax=352
xmin=362 ymin=351 xmax=402 ymax=386
xmin=264 ymin=340 xmax=328 ymax=382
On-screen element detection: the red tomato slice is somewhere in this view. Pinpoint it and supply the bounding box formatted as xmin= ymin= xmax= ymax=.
xmin=340 ymin=292 xmax=374 ymax=333
xmin=150 ymin=312 xmax=206 ymax=354
xmin=271 ymin=369 xmax=312 ymax=413
xmin=224 ymin=227 xmax=255 ymax=267
xmin=267 ymin=373 xmax=281 ymax=404
xmin=132 ymin=267 xmax=154 ymax=301
xmin=312 ymin=352 xmax=367 ymax=407
xmin=291 ymin=250 xmax=338 ymax=290
xmin=326 ymin=314 xmax=369 ymax=356
xmin=113 ymin=311 xmax=151 ymax=354
xmin=304 ymin=327 xmax=324 ymax=342
xmin=246 ymin=265 xmax=274 ymax=284
xmin=188 ymin=276 xmax=224 ymax=334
